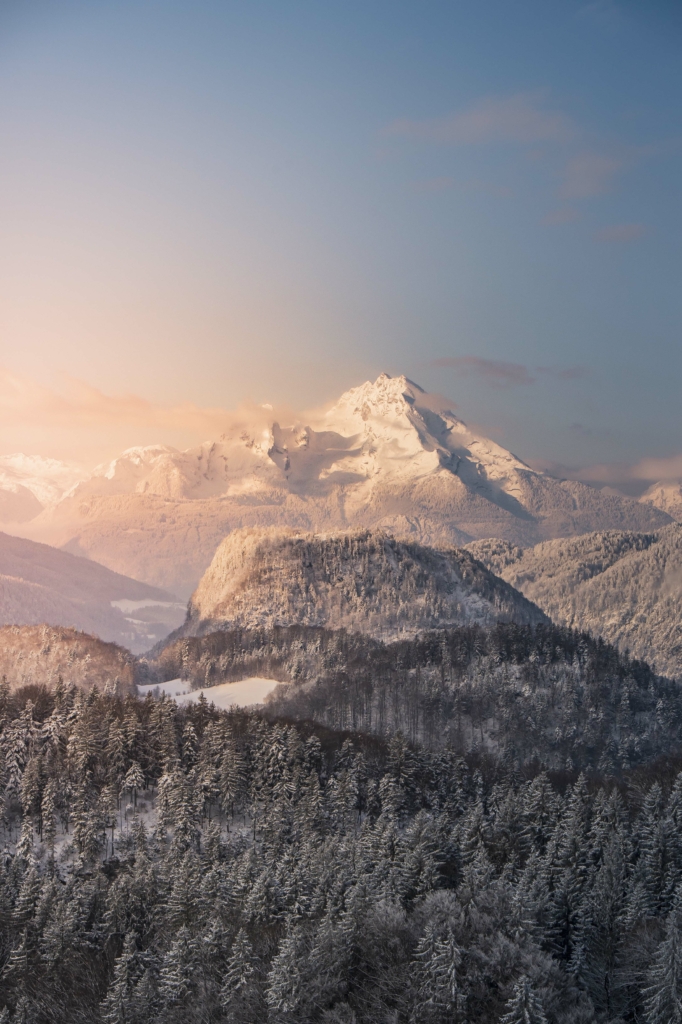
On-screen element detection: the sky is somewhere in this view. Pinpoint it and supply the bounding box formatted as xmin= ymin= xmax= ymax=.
xmin=0 ymin=0 xmax=680 ymax=491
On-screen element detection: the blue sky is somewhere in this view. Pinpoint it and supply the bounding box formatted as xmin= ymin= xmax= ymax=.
xmin=0 ymin=0 xmax=680 ymax=486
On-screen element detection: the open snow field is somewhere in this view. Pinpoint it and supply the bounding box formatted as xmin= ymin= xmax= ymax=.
xmin=136 ymin=676 xmax=281 ymax=708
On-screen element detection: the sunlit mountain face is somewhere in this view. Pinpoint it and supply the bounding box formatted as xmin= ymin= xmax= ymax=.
xmin=4 ymin=374 xmax=668 ymax=596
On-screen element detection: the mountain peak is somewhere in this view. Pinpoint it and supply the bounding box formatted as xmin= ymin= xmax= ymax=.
xmin=329 ymin=372 xmax=424 ymax=419
xmin=11 ymin=373 xmax=671 ymax=594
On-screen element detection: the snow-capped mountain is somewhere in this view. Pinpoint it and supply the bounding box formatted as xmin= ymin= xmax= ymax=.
xmin=177 ymin=527 xmax=548 ymax=641
xmin=468 ymin=523 xmax=682 ymax=678
xmin=0 ymin=454 xmax=85 ymax=522
xmin=640 ymin=480 xmax=682 ymax=523
xmin=17 ymin=374 xmax=670 ymax=595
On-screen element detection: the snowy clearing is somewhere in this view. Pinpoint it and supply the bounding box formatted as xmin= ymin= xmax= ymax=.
xmin=136 ymin=676 xmax=282 ymax=707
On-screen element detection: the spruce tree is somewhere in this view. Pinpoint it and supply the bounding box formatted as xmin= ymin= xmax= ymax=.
xmin=100 ymin=933 xmax=139 ymax=1024
xmin=643 ymin=896 xmax=682 ymax=1024
xmin=499 ymin=975 xmax=547 ymax=1024
xmin=413 ymin=924 xmax=463 ymax=1022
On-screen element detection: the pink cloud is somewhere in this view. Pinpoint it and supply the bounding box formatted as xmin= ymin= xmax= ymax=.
xmin=411 ymin=177 xmax=512 ymax=197
xmin=531 ymin=453 xmax=682 ymax=496
xmin=560 ymin=152 xmax=623 ymax=198
xmin=0 ymin=366 xmax=296 ymax=465
xmin=385 ymin=92 xmax=575 ymax=146
xmin=541 ymin=208 xmax=581 ymax=226
xmin=410 ymin=176 xmax=456 ymax=193
xmin=594 ymin=222 xmax=648 ymax=243
xmin=431 ymin=356 xmax=535 ymax=387
xmin=432 ymin=357 xmax=587 ymax=388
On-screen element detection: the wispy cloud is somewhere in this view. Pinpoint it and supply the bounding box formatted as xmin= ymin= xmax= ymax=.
xmin=431 ymin=357 xmax=534 ymax=387
xmin=0 ymin=366 xmax=295 ymax=465
xmin=541 ymin=208 xmax=581 ymax=226
xmin=577 ymin=0 xmax=625 ymax=30
xmin=568 ymin=422 xmax=596 ymax=438
xmin=629 ymin=455 xmax=682 ymax=483
xmin=0 ymin=368 xmax=235 ymax=434
xmin=410 ymin=176 xmax=512 ymax=197
xmin=537 ymin=365 xmax=587 ymax=380
xmin=560 ymin=152 xmax=623 ymax=198
xmin=410 ymin=176 xmax=456 ymax=193
xmin=532 ymin=452 xmax=682 ymax=497
xmin=431 ymin=356 xmax=587 ymax=388
xmin=385 ymin=92 xmax=576 ymax=146
xmin=594 ymin=222 xmax=648 ymax=243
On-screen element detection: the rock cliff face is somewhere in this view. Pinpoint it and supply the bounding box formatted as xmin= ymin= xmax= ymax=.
xmin=17 ymin=374 xmax=669 ymax=595
xmin=468 ymin=523 xmax=682 ymax=677
xmin=0 ymin=624 xmax=137 ymax=692
xmin=179 ymin=527 xmax=548 ymax=641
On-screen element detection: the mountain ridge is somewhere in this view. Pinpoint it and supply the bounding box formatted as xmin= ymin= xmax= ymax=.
xmin=0 ymin=531 xmax=185 ymax=653
xmin=10 ymin=374 xmax=670 ymax=594
xmin=467 ymin=522 xmax=682 ymax=677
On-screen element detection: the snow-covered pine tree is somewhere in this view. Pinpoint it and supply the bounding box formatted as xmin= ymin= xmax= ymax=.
xmin=643 ymin=892 xmax=682 ymax=1024
xmin=499 ymin=975 xmax=548 ymax=1024
xmin=412 ymin=924 xmax=463 ymax=1022
xmin=100 ymin=933 xmax=140 ymax=1024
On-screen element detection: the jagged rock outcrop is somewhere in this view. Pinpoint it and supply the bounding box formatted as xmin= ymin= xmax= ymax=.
xmin=468 ymin=523 xmax=682 ymax=677
xmin=175 ymin=527 xmax=548 ymax=642
xmin=0 ymin=624 xmax=137 ymax=692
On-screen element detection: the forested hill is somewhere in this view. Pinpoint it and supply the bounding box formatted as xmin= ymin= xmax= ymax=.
xmin=147 ymin=621 xmax=682 ymax=775
xmin=2 ymin=684 xmax=682 ymax=1023
xmin=179 ymin=528 xmax=548 ymax=641
xmin=467 ymin=524 xmax=682 ymax=678
xmin=0 ymin=624 xmax=137 ymax=692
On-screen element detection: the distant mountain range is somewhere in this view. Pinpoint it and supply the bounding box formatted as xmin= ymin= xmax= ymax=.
xmin=5 ymin=374 xmax=672 ymax=596
xmin=0 ymin=453 xmax=85 ymax=522
xmin=468 ymin=523 xmax=682 ymax=678
xmin=175 ymin=526 xmax=547 ymax=642
xmin=0 ymin=531 xmax=185 ymax=654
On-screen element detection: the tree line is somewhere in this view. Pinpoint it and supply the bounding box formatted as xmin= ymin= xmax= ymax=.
xmin=1 ymin=675 xmax=682 ymax=1022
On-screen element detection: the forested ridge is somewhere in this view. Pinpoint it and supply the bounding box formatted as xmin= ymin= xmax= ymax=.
xmin=467 ymin=524 xmax=682 ymax=678
xmin=150 ymin=623 xmax=682 ymax=772
xmin=2 ymin=669 xmax=682 ymax=1022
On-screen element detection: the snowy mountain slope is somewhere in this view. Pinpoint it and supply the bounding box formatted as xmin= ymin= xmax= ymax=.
xmin=16 ymin=374 xmax=669 ymax=594
xmin=467 ymin=524 xmax=682 ymax=677
xmin=0 ymin=454 xmax=85 ymax=522
xmin=176 ymin=527 xmax=548 ymax=641
xmin=0 ymin=532 xmax=185 ymax=653
xmin=640 ymin=480 xmax=682 ymax=523
xmin=0 ymin=624 xmax=137 ymax=691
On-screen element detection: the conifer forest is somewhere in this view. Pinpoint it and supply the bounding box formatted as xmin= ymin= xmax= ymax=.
xmin=3 ymin=625 xmax=682 ymax=1023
